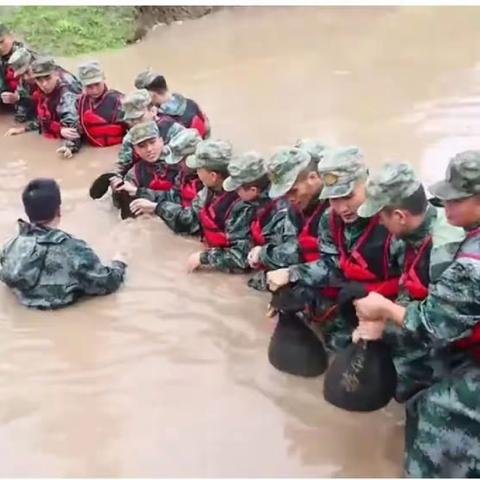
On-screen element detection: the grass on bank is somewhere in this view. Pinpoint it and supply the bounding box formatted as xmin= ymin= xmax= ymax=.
xmin=1 ymin=6 xmax=137 ymax=56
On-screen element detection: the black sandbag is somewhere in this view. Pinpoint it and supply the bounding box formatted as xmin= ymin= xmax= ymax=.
xmin=268 ymin=311 xmax=328 ymax=377
xmin=323 ymin=282 xmax=397 ymax=411
xmin=270 ymin=284 xmax=308 ymax=313
xmin=89 ymin=172 xmax=116 ymax=199
xmin=323 ymin=339 xmax=397 ymax=411
xmin=113 ymin=190 xmax=135 ymax=220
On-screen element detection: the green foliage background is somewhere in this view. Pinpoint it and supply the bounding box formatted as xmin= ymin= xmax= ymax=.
xmin=0 ymin=6 xmax=137 ymax=56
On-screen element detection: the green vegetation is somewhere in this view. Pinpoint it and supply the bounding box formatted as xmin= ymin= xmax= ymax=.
xmin=1 ymin=6 xmax=137 ymax=56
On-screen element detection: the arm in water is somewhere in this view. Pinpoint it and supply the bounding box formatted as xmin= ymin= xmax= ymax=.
xmin=69 ymin=238 xmax=126 ymax=295
xmin=58 ymin=90 xmax=81 ymax=153
xmin=199 ymin=201 xmax=255 ymax=272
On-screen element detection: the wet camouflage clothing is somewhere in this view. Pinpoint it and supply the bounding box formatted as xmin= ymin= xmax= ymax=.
xmin=15 ymin=67 xmax=82 ymax=124
xmin=115 ymin=121 xmax=184 ymax=177
xmin=402 ymin=224 xmax=480 ymax=477
xmin=156 ymin=186 xmax=254 ymax=272
xmin=0 ymin=40 xmax=25 ymax=93
xmin=0 ymin=220 xmax=126 ymax=309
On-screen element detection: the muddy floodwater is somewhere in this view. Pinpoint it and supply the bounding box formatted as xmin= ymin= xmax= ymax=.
xmin=1 ymin=6 xmax=480 ymax=477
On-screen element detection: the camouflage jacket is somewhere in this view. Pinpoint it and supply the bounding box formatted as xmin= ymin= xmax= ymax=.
xmin=396 ymin=205 xmax=465 ymax=305
xmin=156 ymin=186 xmax=255 ymax=272
xmin=15 ymin=66 xmax=82 ymax=123
xmin=288 ymin=207 xmax=404 ymax=287
xmin=403 ymin=222 xmax=480 ymax=349
xmin=25 ymin=80 xmax=81 ymax=153
xmin=0 ymin=40 xmax=25 ymax=93
xmin=0 ymin=220 xmax=126 ymax=309
xmin=252 ymin=194 xmax=295 ymax=270
xmin=115 ymin=121 xmax=185 ymax=177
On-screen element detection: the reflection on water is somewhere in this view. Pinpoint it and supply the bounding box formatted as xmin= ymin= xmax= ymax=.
xmin=1 ymin=6 xmax=480 ymax=476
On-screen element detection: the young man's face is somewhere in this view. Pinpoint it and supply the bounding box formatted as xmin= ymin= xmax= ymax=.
xmin=285 ymin=171 xmax=322 ymax=210
xmin=150 ymin=91 xmax=168 ymax=106
xmin=197 ymin=168 xmax=223 ymax=189
xmin=379 ymin=209 xmax=413 ymax=237
xmin=0 ymin=34 xmax=14 ymax=56
xmin=84 ymin=81 xmax=106 ymax=99
xmin=329 ymin=181 xmax=367 ymax=224
xmin=237 ymin=185 xmax=260 ymax=202
xmin=444 ymin=195 xmax=480 ymax=228
xmin=133 ymin=137 xmax=164 ymax=163
xmin=35 ymin=71 xmax=59 ymax=94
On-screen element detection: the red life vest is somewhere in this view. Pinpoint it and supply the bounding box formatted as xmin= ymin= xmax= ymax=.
xmin=452 ymin=226 xmax=480 ymax=359
xmin=199 ymin=191 xmax=240 ymax=248
xmin=325 ymin=212 xmax=399 ymax=298
xmin=79 ymin=89 xmax=126 ymax=147
xmin=297 ymin=201 xmax=328 ymax=262
xmin=400 ymin=236 xmax=432 ymax=300
xmin=4 ymin=65 xmax=18 ymax=92
xmin=133 ymin=161 xmax=179 ymax=191
xmin=158 ymin=98 xmax=209 ymax=139
xmin=178 ymin=164 xmax=202 ymax=208
xmin=250 ymin=199 xmax=280 ymax=246
xmin=36 ymin=83 xmax=68 ymax=139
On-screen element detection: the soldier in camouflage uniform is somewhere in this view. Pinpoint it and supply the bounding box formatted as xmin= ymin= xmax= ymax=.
xmin=131 ymin=140 xmax=255 ymax=273
xmin=111 ymin=89 xmax=184 ymax=183
xmin=354 ymin=151 xmax=480 ymax=477
xmin=5 ymin=57 xmax=81 ymax=159
xmin=7 ymin=47 xmax=81 ymax=124
xmin=0 ymin=178 xmax=126 ymax=309
xmin=115 ymin=121 xmax=199 ymax=201
xmin=353 ymin=162 xmax=464 ymax=402
xmin=0 ymin=24 xmax=30 ymax=108
xmin=135 ymin=69 xmax=210 ymax=139
xmin=267 ymin=147 xmax=403 ymax=352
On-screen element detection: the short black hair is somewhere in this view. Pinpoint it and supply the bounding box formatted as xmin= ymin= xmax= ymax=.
xmin=241 ymin=174 xmax=270 ymax=192
xmin=383 ymin=184 xmax=428 ymax=216
xmin=148 ymin=75 xmax=168 ymax=93
xmin=297 ymin=159 xmax=319 ymax=181
xmin=22 ymin=178 xmax=61 ymax=223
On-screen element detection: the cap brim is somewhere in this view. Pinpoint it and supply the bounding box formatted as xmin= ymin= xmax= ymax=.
xmin=32 ymin=69 xmax=55 ymax=78
xmin=357 ymin=198 xmax=386 ymax=218
xmin=123 ymin=112 xmax=144 ymax=122
xmin=82 ymin=76 xmax=104 ymax=86
xmin=12 ymin=66 xmax=28 ymax=76
xmin=429 ymin=180 xmax=472 ymax=201
xmin=223 ymin=176 xmax=242 ymax=192
xmin=268 ymin=167 xmax=302 ymax=199
xmin=132 ymin=134 xmax=157 ymax=146
xmin=319 ymin=182 xmax=354 ymax=200
xmin=186 ymin=154 xmax=200 ymax=169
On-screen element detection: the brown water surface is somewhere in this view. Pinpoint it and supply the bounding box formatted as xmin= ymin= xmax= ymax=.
xmin=1 ymin=6 xmax=480 ymax=477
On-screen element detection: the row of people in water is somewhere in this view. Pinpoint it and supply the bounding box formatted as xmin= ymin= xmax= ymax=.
xmin=0 ymin=23 xmax=209 ymax=158
xmin=1 ymin=137 xmax=480 ymax=477
xmin=1 ymin=22 xmax=480 ymax=480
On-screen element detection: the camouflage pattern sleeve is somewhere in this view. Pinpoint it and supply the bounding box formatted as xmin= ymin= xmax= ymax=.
xmin=154 ymin=185 xmax=207 ymax=235
xmin=57 ymin=90 xmax=81 ymax=152
xmin=257 ymin=206 xmax=301 ymax=269
xmin=165 ymin=121 xmax=185 ymax=142
xmin=403 ymin=257 xmax=480 ymax=347
xmin=14 ymin=80 xmax=36 ymax=123
xmin=288 ymin=208 xmax=342 ymax=287
xmin=68 ymin=238 xmax=126 ymax=295
xmin=115 ymin=131 xmax=134 ymax=177
xmin=199 ymin=201 xmax=255 ymax=272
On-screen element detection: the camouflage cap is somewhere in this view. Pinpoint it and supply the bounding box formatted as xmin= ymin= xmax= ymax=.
xmin=295 ymin=138 xmax=328 ymax=163
xmin=223 ymin=151 xmax=267 ymax=192
xmin=266 ymin=147 xmax=312 ymax=199
xmin=8 ymin=47 xmax=32 ymax=76
xmin=164 ymin=128 xmax=201 ymax=165
xmin=429 ymin=150 xmax=480 ymax=201
xmin=318 ymin=146 xmax=368 ymax=200
xmin=134 ymin=70 xmax=157 ymax=89
xmin=185 ymin=139 xmax=232 ymax=171
xmin=78 ymin=60 xmax=104 ymax=86
xmin=31 ymin=56 xmax=57 ymax=78
xmin=129 ymin=120 xmax=159 ymax=145
xmin=357 ymin=162 xmax=421 ymax=218
xmin=121 ymin=89 xmax=151 ymax=121
xmin=0 ymin=24 xmax=11 ymax=37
